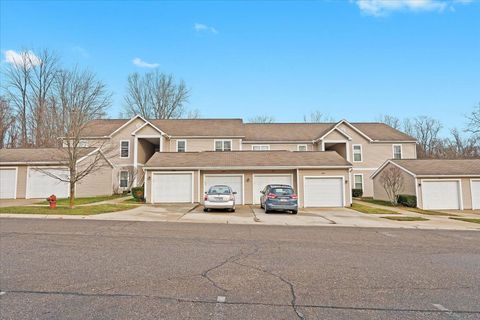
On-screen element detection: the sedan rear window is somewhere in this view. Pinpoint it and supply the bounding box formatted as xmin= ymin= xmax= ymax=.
xmin=270 ymin=188 xmax=294 ymax=196
xmin=208 ymin=186 xmax=231 ymax=195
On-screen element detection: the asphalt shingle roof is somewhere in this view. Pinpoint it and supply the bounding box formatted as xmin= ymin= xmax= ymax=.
xmin=392 ymin=159 xmax=480 ymax=176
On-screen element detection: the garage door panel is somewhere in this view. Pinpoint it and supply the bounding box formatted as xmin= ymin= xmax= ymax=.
xmin=470 ymin=180 xmax=479 ymax=210
xmin=0 ymin=168 xmax=16 ymax=199
xmin=153 ymin=173 xmax=193 ymax=203
xmin=422 ymin=180 xmax=460 ymax=210
xmin=304 ymin=177 xmax=343 ymax=207
xmin=28 ymin=168 xmax=69 ymax=199
xmin=253 ymin=175 xmax=292 ymax=204
xmin=204 ymin=175 xmax=243 ymax=204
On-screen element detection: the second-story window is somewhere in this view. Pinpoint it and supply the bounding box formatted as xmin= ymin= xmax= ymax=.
xmin=297 ymin=145 xmax=308 ymax=151
xmin=352 ymin=144 xmax=362 ymax=162
xmin=393 ymin=145 xmax=402 ymax=159
xmin=177 ymin=140 xmax=186 ymax=152
xmin=120 ymin=140 xmax=129 ymax=158
xmin=252 ymin=145 xmax=270 ymax=151
xmin=215 ymin=140 xmax=232 ymax=151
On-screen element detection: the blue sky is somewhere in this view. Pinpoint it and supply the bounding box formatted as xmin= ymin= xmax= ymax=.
xmin=1 ymin=0 xmax=479 ymax=132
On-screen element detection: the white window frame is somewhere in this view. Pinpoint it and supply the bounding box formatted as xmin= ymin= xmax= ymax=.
xmin=393 ymin=144 xmax=402 ymax=160
xmin=352 ymin=144 xmax=363 ymax=162
xmin=214 ymin=139 xmax=233 ymax=152
xmin=353 ymin=173 xmax=364 ymax=191
xmin=120 ymin=140 xmax=130 ymax=158
xmin=297 ymin=144 xmax=308 ymax=151
xmin=119 ymin=170 xmax=129 ymax=188
xmin=176 ymin=139 xmax=187 ymax=152
xmin=252 ymin=145 xmax=270 ymax=151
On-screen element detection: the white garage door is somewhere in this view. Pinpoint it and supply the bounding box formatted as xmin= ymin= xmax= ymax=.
xmin=472 ymin=180 xmax=480 ymax=210
xmin=304 ymin=177 xmax=344 ymax=207
xmin=28 ymin=168 xmax=69 ymax=199
xmin=0 ymin=168 xmax=17 ymax=199
xmin=253 ymin=174 xmax=293 ymax=204
xmin=422 ymin=180 xmax=461 ymax=210
xmin=152 ymin=173 xmax=193 ymax=203
xmin=204 ymin=175 xmax=243 ymax=204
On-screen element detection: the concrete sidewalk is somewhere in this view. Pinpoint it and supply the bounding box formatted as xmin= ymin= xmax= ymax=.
xmin=1 ymin=203 xmax=479 ymax=230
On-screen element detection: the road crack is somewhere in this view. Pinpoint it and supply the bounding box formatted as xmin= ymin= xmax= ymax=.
xmin=232 ymin=253 xmax=305 ymax=320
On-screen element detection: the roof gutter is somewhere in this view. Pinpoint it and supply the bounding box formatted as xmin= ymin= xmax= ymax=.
xmin=144 ymin=165 xmax=352 ymax=170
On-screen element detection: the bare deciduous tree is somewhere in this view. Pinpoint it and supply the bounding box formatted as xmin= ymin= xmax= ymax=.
xmin=248 ymin=115 xmax=275 ymax=123
xmin=303 ymin=110 xmax=335 ymax=123
xmin=42 ymin=68 xmax=112 ymax=208
xmin=2 ymin=50 xmax=33 ymax=146
xmin=0 ymin=97 xmax=18 ymax=148
xmin=407 ymin=116 xmax=442 ymax=158
xmin=380 ymin=166 xmax=405 ymax=205
xmin=377 ymin=114 xmax=401 ymax=130
xmin=124 ymin=71 xmax=190 ymax=119
xmin=467 ymin=102 xmax=480 ymax=136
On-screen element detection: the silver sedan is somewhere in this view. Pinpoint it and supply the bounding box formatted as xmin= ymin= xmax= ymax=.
xmin=203 ymin=185 xmax=236 ymax=212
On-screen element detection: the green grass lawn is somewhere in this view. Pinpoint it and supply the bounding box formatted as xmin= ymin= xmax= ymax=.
xmin=358 ymin=197 xmax=396 ymax=207
xmin=38 ymin=194 xmax=125 ymax=206
xmin=350 ymin=203 xmax=400 ymax=214
xmin=449 ymin=217 xmax=480 ymax=224
xmin=0 ymin=204 xmax=137 ymax=215
xmin=124 ymin=198 xmax=145 ymax=203
xmin=405 ymin=207 xmax=457 ymax=216
xmin=382 ymin=216 xmax=429 ymax=221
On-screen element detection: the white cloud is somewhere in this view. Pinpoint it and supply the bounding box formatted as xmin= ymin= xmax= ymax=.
xmin=3 ymin=50 xmax=41 ymax=68
xmin=194 ymin=23 xmax=218 ymax=34
xmin=354 ymin=0 xmax=472 ymax=16
xmin=132 ymin=57 xmax=159 ymax=68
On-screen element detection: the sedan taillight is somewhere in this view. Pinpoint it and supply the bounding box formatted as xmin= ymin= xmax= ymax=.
xmin=204 ymin=194 xmax=208 ymax=201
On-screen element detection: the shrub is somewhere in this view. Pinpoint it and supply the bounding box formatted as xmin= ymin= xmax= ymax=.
xmin=131 ymin=187 xmax=144 ymax=201
xmin=352 ymin=189 xmax=363 ymax=198
xmin=398 ymin=194 xmax=416 ymax=207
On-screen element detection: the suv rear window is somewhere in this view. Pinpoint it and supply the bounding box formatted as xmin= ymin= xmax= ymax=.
xmin=270 ymin=188 xmax=294 ymax=196
xmin=208 ymin=186 xmax=231 ymax=195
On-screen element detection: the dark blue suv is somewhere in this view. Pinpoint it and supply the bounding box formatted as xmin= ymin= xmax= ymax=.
xmin=260 ymin=184 xmax=298 ymax=214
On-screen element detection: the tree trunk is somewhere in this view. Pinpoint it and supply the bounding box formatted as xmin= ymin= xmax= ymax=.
xmin=69 ymin=181 xmax=75 ymax=209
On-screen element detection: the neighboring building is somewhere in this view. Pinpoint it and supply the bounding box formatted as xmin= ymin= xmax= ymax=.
xmin=0 ymin=115 xmax=418 ymax=207
xmin=0 ymin=148 xmax=113 ymax=199
xmin=372 ymin=159 xmax=480 ymax=210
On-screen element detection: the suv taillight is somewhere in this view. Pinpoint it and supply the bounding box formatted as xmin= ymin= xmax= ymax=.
xmin=290 ymin=194 xmax=298 ymax=199
xmin=267 ymin=193 xmax=277 ymax=199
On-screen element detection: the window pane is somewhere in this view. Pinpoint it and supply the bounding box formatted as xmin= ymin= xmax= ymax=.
xmin=223 ymin=140 xmax=231 ymax=151
xmin=215 ymin=141 xmax=223 ymax=151
xmin=177 ymin=141 xmax=185 ymax=152
xmin=298 ymin=145 xmax=307 ymax=151
xmin=394 ymin=146 xmax=402 ymax=159
xmin=354 ymin=153 xmax=362 ymax=161
xmin=121 ymin=141 xmax=129 ymax=157
xmin=353 ymin=145 xmax=362 ymax=161
xmin=354 ymin=175 xmax=363 ymax=190
xmin=120 ymin=171 xmax=128 ymax=187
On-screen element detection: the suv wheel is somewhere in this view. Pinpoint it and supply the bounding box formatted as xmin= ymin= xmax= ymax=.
xmin=291 ymin=210 xmax=298 ymax=215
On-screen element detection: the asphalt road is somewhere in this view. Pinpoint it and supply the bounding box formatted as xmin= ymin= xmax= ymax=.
xmin=1 ymin=218 xmax=479 ymax=320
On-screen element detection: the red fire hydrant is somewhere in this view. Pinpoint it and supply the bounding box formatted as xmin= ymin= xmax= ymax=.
xmin=46 ymin=195 xmax=57 ymax=209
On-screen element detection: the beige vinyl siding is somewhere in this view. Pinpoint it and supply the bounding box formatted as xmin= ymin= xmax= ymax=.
xmin=199 ymin=169 xmax=296 ymax=205
xmin=169 ymin=138 xmax=241 ymax=152
xmin=336 ymin=123 xmax=416 ymax=166
xmin=76 ymin=157 xmax=113 ymax=197
xmin=416 ymin=177 xmax=474 ymax=210
xmin=297 ymin=169 xmax=351 ymax=207
xmin=242 ymin=143 xmax=315 ymax=151
xmin=135 ymin=124 xmax=161 ymax=136
xmin=352 ymin=169 xmax=377 ymax=197
xmin=323 ymin=129 xmax=349 ymax=141
xmin=106 ymin=117 xmax=145 ymax=166
xmin=372 ymin=163 xmax=416 ymax=201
